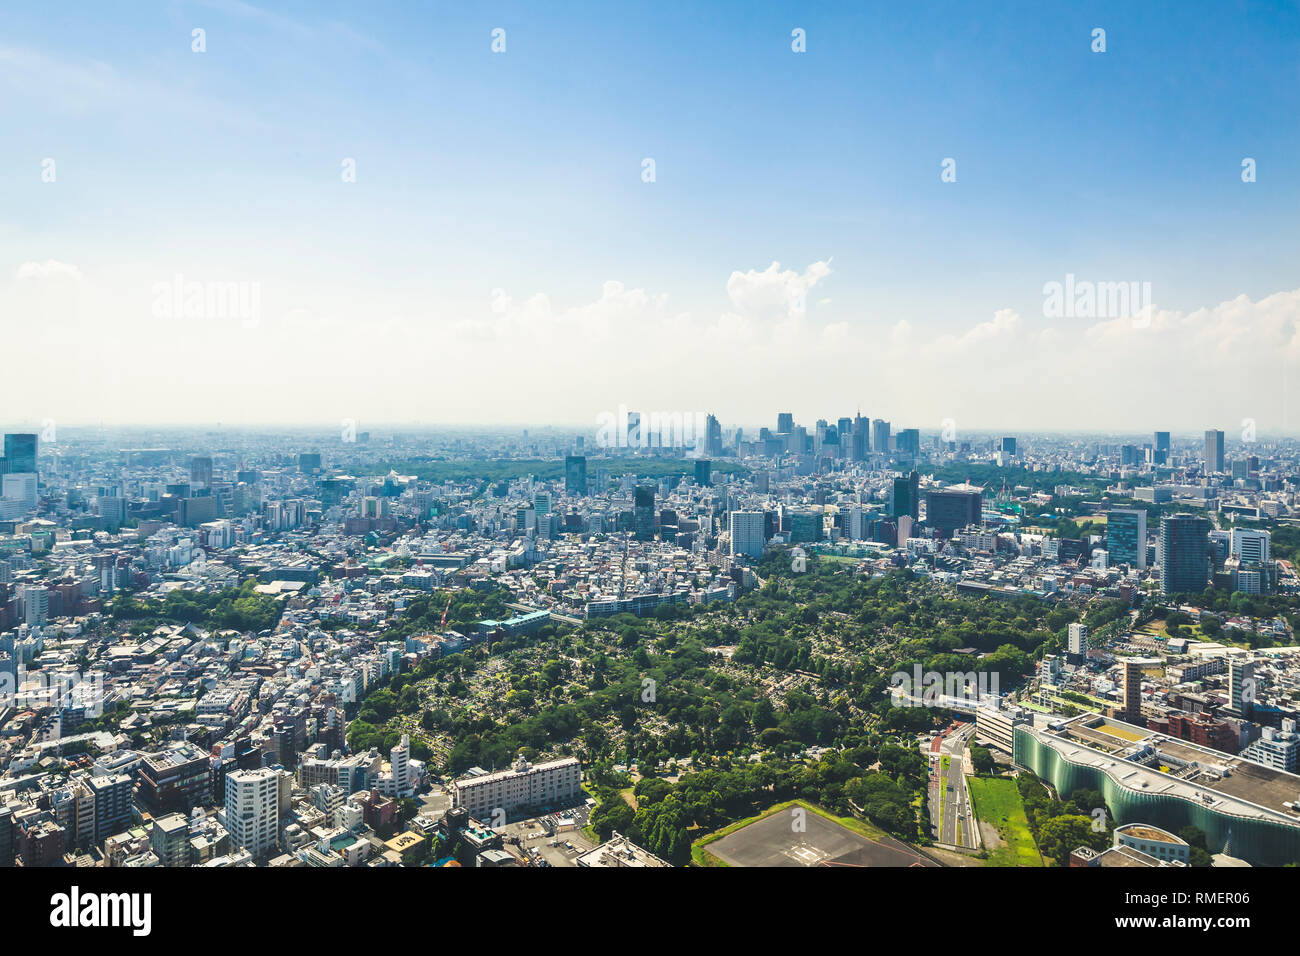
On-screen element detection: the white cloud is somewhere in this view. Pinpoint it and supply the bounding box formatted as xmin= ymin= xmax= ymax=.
xmin=15 ymin=260 xmax=83 ymax=282
xmin=725 ymin=259 xmax=832 ymax=319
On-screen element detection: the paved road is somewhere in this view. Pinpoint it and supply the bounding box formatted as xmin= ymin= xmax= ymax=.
xmin=936 ymin=724 xmax=977 ymax=849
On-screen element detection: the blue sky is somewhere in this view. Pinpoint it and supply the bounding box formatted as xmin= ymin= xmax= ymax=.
xmin=3 ymin=1 xmax=1299 ymax=429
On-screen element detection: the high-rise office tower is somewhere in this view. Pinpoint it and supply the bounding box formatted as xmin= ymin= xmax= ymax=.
xmin=1 ymin=433 xmax=37 ymax=477
xmin=891 ymin=471 xmax=920 ymax=520
xmin=564 ymin=455 xmax=587 ymax=496
xmin=871 ymin=419 xmax=891 ymax=454
xmin=1232 ymin=527 xmax=1270 ymax=564
xmin=851 ymin=415 xmax=868 ymax=460
xmin=1204 ymin=429 xmax=1225 ymax=473
xmin=925 ymin=486 xmax=983 ymax=536
xmin=190 ymin=455 xmax=214 ymax=488
xmin=92 ymin=553 xmax=117 ymax=594
xmin=729 ymin=511 xmax=765 ymax=558
xmin=896 ymin=428 xmax=920 ymax=456
xmin=2 ymin=473 xmax=38 ymax=507
xmin=1000 ymin=437 xmax=1017 ymax=456
xmin=705 ymin=414 xmax=723 ymax=458
xmin=1160 ymin=513 xmax=1210 ymax=595
xmin=633 ymin=485 xmax=656 ymax=540
xmin=1155 ymin=431 xmax=1170 ymax=454
xmin=837 ymin=417 xmax=853 ymax=444
xmin=694 ymin=458 xmax=712 ymax=487
xmin=1106 ymin=508 xmax=1147 ymax=569
xmin=777 ymin=412 xmax=794 ymax=434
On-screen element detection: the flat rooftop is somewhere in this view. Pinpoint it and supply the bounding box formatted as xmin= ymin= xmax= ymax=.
xmin=1035 ymin=714 xmax=1300 ymax=827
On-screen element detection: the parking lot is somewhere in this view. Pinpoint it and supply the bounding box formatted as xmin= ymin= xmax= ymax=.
xmin=495 ymin=803 xmax=596 ymax=867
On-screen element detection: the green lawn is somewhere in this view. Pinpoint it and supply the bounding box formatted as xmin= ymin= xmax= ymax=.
xmin=966 ymin=776 xmax=1043 ymax=867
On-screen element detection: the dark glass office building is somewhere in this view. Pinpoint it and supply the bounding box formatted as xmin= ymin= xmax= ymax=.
xmin=1160 ymin=513 xmax=1210 ymax=595
xmin=693 ymin=458 xmax=712 ymax=487
xmin=924 ymin=486 xmax=982 ymax=536
xmin=633 ymin=485 xmax=656 ymax=540
xmin=1106 ymin=508 xmax=1147 ymax=569
xmin=891 ymin=471 xmax=920 ymax=520
xmin=2 ymin=433 xmax=37 ymax=474
xmin=564 ymin=455 xmax=587 ymax=496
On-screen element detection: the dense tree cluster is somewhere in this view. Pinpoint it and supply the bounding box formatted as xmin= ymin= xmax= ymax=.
xmin=110 ymin=579 xmax=283 ymax=633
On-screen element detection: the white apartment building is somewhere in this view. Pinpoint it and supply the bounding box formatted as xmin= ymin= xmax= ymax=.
xmin=728 ymin=511 xmax=765 ymax=559
xmin=224 ymin=768 xmax=281 ymax=859
xmin=1068 ymin=622 xmax=1088 ymax=656
xmin=452 ymin=756 xmax=581 ymax=821
xmin=23 ymin=585 xmax=48 ymax=626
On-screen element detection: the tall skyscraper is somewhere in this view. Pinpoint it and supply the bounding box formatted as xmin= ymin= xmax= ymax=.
xmin=890 ymin=471 xmax=920 ymax=520
xmin=2 ymin=433 xmax=37 ymax=476
xmin=633 ymin=485 xmax=656 ymax=541
xmin=694 ymin=458 xmax=712 ymax=487
xmin=1121 ymin=659 xmax=1143 ymax=722
xmin=564 ymin=455 xmax=587 ymax=496
xmin=729 ymin=511 xmax=765 ymax=558
xmin=1204 ymin=429 xmax=1225 ymax=473
xmin=705 ymin=414 xmax=723 ymax=458
xmin=871 ymin=419 xmax=891 ymax=454
xmin=925 ymin=485 xmax=983 ymax=537
xmin=851 ymin=414 xmax=868 ymax=460
xmin=1106 ymin=508 xmax=1147 ymax=569
xmin=777 ymin=412 xmax=794 ymax=434
xmin=1154 ymin=431 xmax=1170 ymax=454
xmin=896 ymin=428 xmax=920 ymax=456
xmin=190 ymin=455 xmax=214 ymax=488
xmin=1160 ymin=513 xmax=1210 ymax=595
